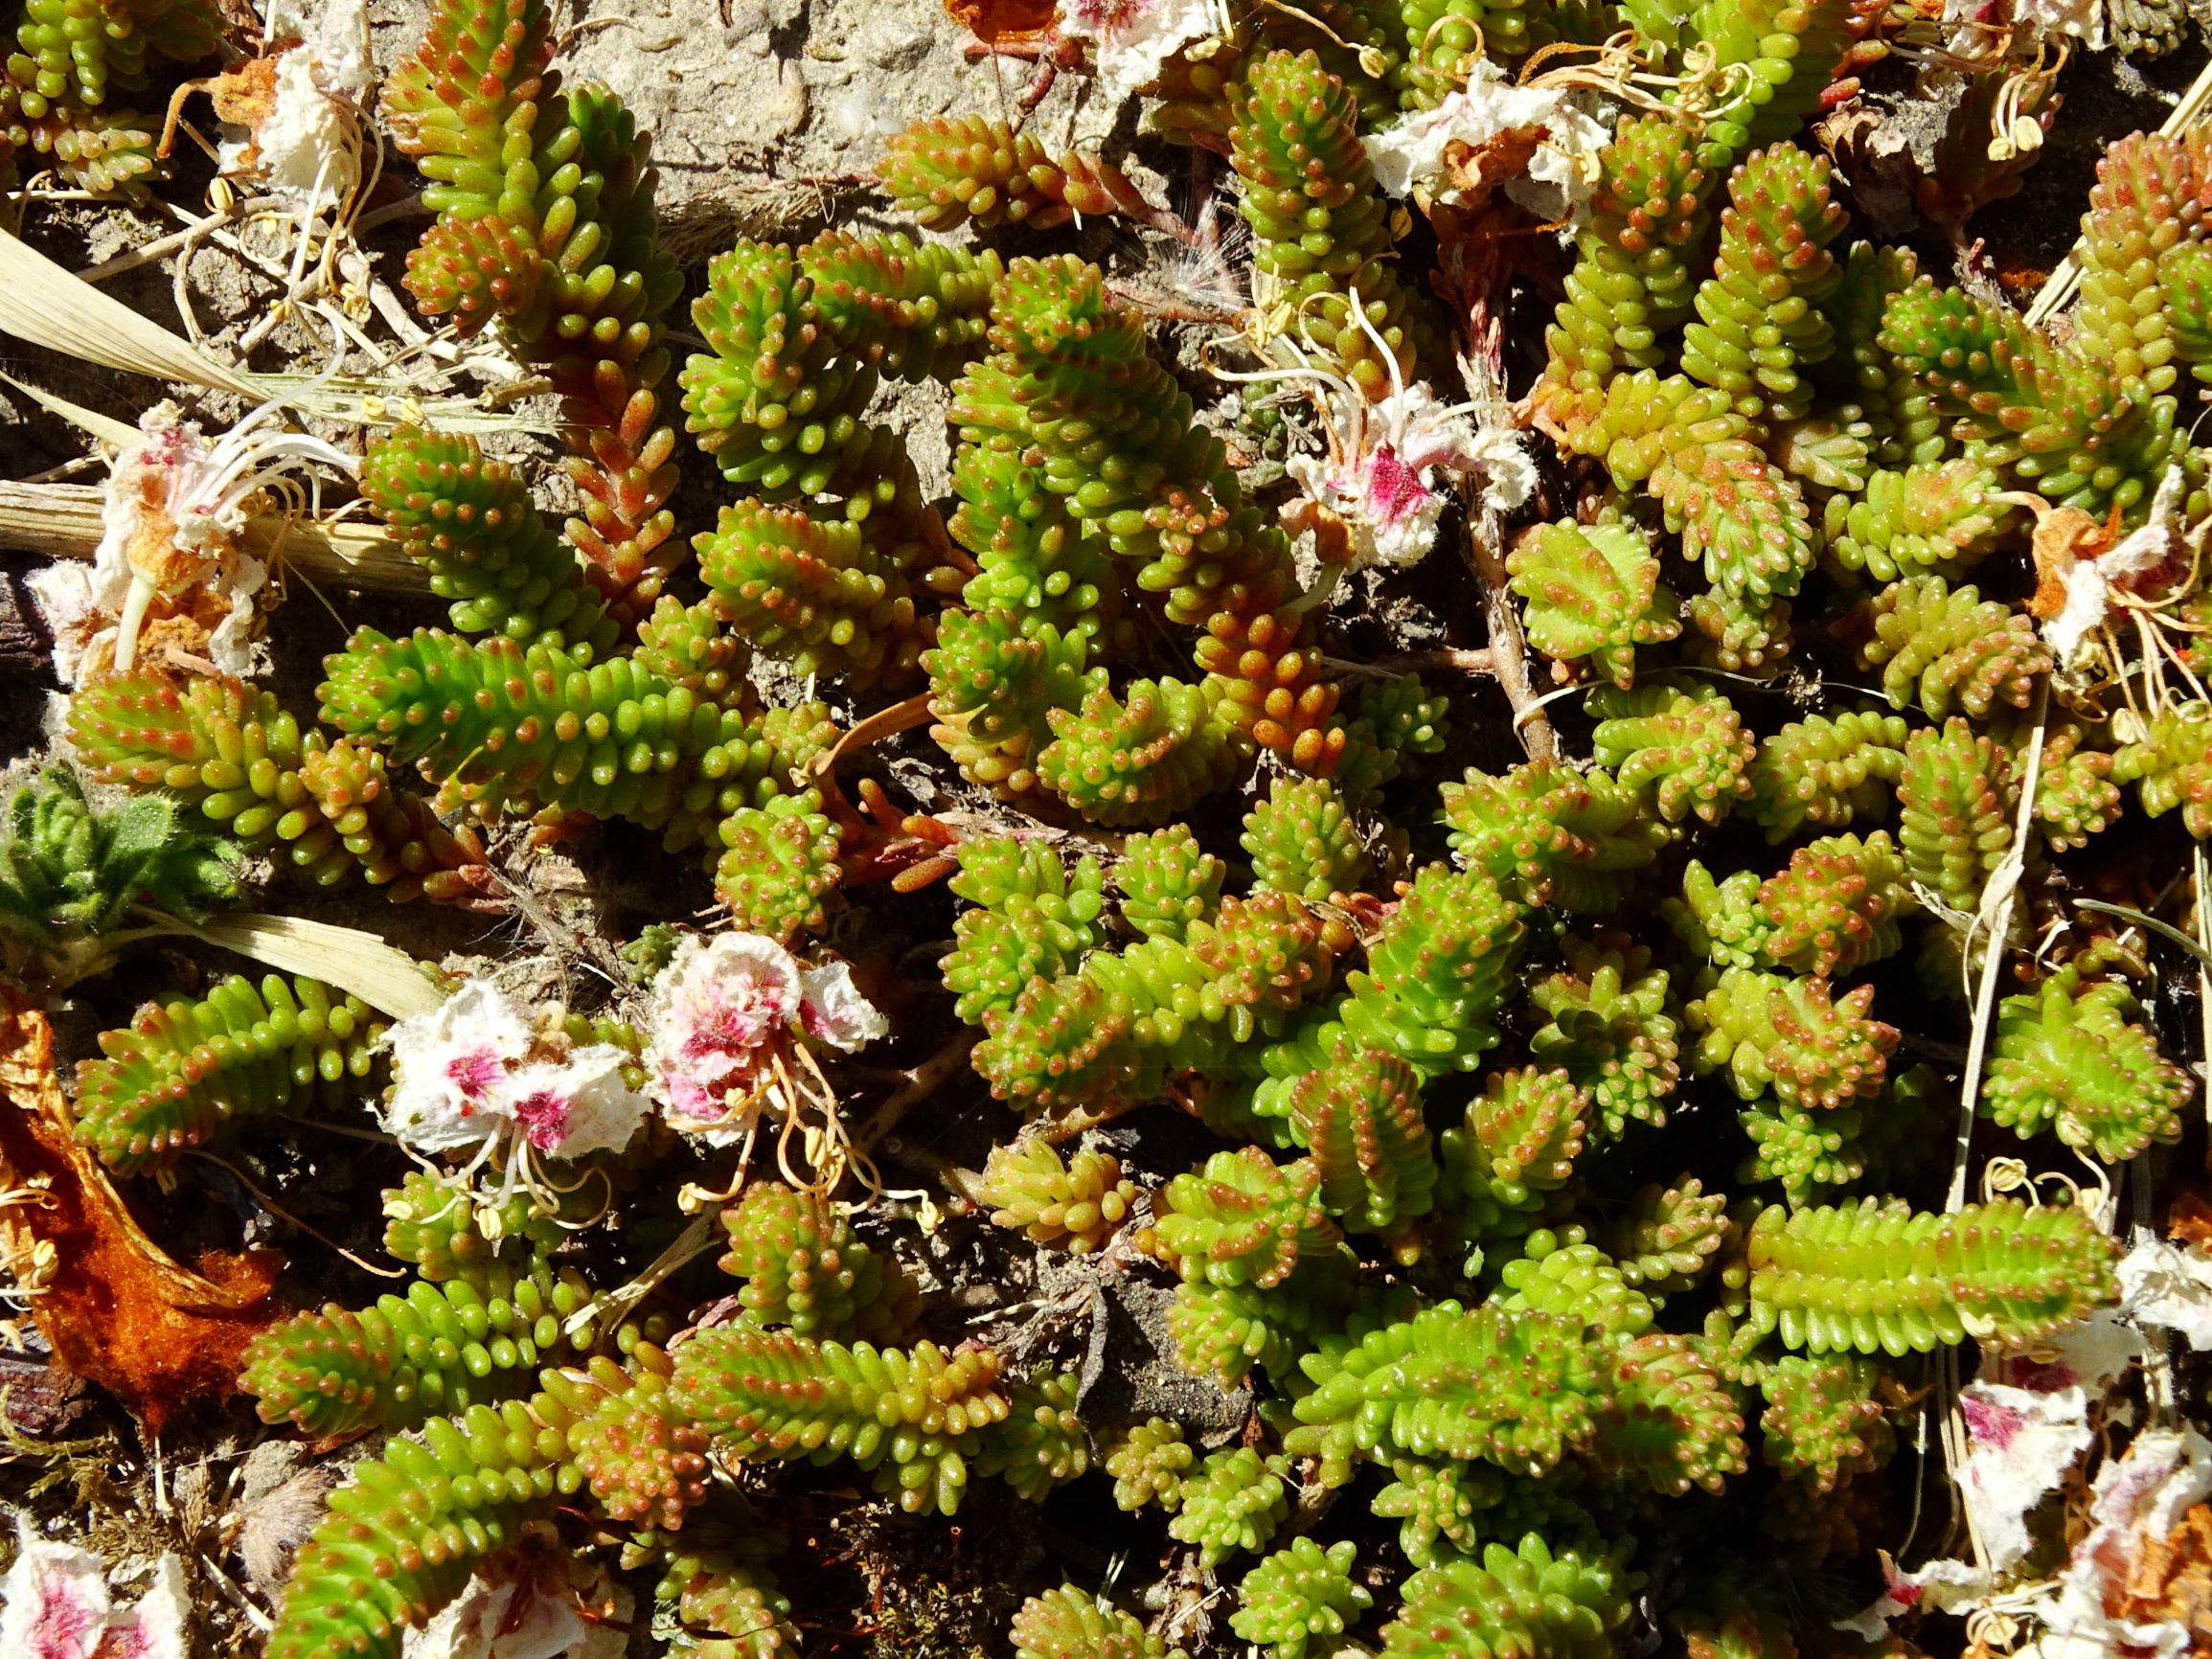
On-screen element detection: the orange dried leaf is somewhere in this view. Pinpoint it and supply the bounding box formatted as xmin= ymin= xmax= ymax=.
xmin=0 ymin=984 xmax=278 ymax=1431
xmin=1439 ymin=125 xmax=1550 ymax=214
xmin=2027 ymin=506 xmax=2105 ymax=622
xmin=2108 ymin=1503 xmax=2212 ymax=1635
xmin=2170 ymin=1191 xmax=2212 ymax=1251
xmin=942 ymin=0 xmax=1057 ymax=43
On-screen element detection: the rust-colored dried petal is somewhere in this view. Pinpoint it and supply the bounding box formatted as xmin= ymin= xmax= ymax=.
xmin=0 ymin=984 xmax=278 ymax=1432
xmin=942 ymin=0 xmax=1057 ymax=44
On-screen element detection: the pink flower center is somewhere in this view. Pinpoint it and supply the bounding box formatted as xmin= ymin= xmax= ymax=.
xmin=682 ymin=978 xmax=788 ymax=1060
xmin=446 ymin=1048 xmax=507 ymax=1103
xmin=509 ymin=1088 xmax=572 ymax=1153
xmin=2007 ymin=1356 xmax=2078 ymax=1393
xmin=1366 ymin=446 xmax=1432 ymax=528
xmin=1960 ymin=1392 xmax=2027 ymax=1452
xmin=659 ymin=1073 xmax=718 ymax=1122
xmin=1069 ymin=0 xmax=1149 ymax=28
xmin=25 ymin=1573 xmax=101 ymax=1659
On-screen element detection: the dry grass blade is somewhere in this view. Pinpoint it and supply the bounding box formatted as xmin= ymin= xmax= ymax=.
xmin=139 ymin=911 xmax=446 ymax=1018
xmin=2072 ymin=896 xmax=2212 ymax=967
xmin=267 ymin=385 xmax=564 ymax=437
xmin=0 ymin=479 xmax=428 ymax=595
xmin=0 ymin=372 xmax=140 ymax=447
xmin=0 ymin=226 xmax=260 ymax=398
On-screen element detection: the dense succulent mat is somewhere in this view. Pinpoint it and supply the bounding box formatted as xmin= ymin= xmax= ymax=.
xmin=13 ymin=0 xmax=2212 ymax=1655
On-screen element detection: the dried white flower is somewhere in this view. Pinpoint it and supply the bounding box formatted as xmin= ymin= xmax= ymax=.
xmin=219 ymin=0 xmax=373 ymax=212
xmin=1956 ymin=1378 xmax=2096 ymax=1570
xmin=26 ymin=400 xmax=353 ymax=684
xmin=799 ymin=959 xmax=892 ymax=1052
xmin=403 ymin=1558 xmax=628 ymax=1659
xmin=645 ymin=933 xmax=885 ymax=1145
xmin=2010 ymin=0 xmax=2108 ymax=49
xmin=2116 ymin=1235 xmax=2212 ymax=1351
xmin=1277 ymin=335 xmax=1531 ymax=573
xmin=1836 ymin=1556 xmax=1993 ymax=1641
xmin=379 ymin=980 xmax=648 ymax=1162
xmin=105 ymin=1556 xmax=190 ymax=1659
xmin=21 ymin=562 xmax=104 ymax=689
xmin=1366 ymin=60 xmax=1609 ymax=224
xmin=0 ymin=1527 xmax=190 ymax=1659
xmin=647 ymin=933 xmax=803 ymax=1142
xmin=2038 ymin=465 xmax=2179 ymax=669
xmin=382 ymin=979 xmax=536 ymax=1154
xmin=1060 ymin=0 xmax=1233 ymax=109
xmin=2029 ymin=1426 xmax=2212 ymax=1659
xmin=502 ymin=1049 xmax=653 ymax=1160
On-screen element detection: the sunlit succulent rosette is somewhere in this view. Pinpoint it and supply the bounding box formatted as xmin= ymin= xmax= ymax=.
xmin=642 ymin=931 xmax=890 ymax=1198
xmin=376 ymin=978 xmax=649 ymax=1223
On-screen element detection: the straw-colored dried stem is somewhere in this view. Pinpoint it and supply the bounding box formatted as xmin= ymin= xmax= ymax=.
xmin=0 ymin=481 xmax=428 ymax=596
xmin=1462 ymin=492 xmax=1560 ymax=761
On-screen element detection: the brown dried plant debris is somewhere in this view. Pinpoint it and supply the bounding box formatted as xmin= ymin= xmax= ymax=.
xmin=941 ymin=0 xmax=1058 ymax=46
xmin=0 ymin=982 xmax=278 ymax=1433
xmin=2107 ymin=1503 xmax=2212 ymax=1643
xmin=2167 ymin=1190 xmax=2212 ymax=1250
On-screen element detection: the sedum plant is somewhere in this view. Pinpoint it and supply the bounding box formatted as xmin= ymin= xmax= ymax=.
xmin=1012 ymin=1587 xmax=1169 ymax=1659
xmin=716 ymin=1179 xmax=919 ymax=1341
xmin=1169 ymin=1445 xmax=1291 ymax=1566
xmin=39 ymin=0 xmax=2212 ymax=1650
xmin=1232 ymin=1536 xmax=1372 ymax=1659
xmin=1106 ymin=1417 xmax=1194 ymax=1512
xmin=1377 ymin=1533 xmax=1627 ymax=1659
xmin=1982 ymin=959 xmax=2192 ymax=1163
xmin=72 ymin=973 xmax=384 ymax=1176
xmin=1747 ymin=1197 xmax=2119 ymax=1353
xmin=387 ymin=0 xmax=685 ymax=623
xmin=1528 ymin=939 xmax=1680 ymax=1137
xmin=239 ymin=1252 xmax=598 ymax=1439
xmin=1508 ymin=518 xmax=1680 ymax=687
xmin=1243 ymin=775 xmax=1372 ymax=900
xmin=980 ymin=1139 xmax=1138 ymax=1253
xmin=1587 ymin=682 xmax=1755 ymax=826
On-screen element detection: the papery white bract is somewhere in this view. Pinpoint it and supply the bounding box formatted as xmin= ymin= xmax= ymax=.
xmin=1281 ymin=363 xmax=1530 ymax=573
xmin=503 ymin=1048 xmax=650 ymax=1159
xmin=97 ymin=1554 xmax=189 ymax=1659
xmin=1835 ymin=1556 xmax=1993 ymax=1641
xmin=799 ymin=960 xmax=890 ymax=1052
xmin=2004 ymin=0 xmax=2108 ymax=49
xmin=402 ymin=1559 xmax=627 ymax=1659
xmin=2029 ymin=1426 xmax=2212 ymax=1659
xmin=0 ymin=1533 xmax=108 ymax=1659
xmin=647 ymin=932 xmax=805 ymax=1142
xmin=2116 ymin=1235 xmax=2212 ymax=1351
xmin=1464 ymin=422 xmax=1536 ymax=515
xmin=21 ymin=561 xmax=104 ymax=689
xmin=234 ymin=0 xmax=374 ymax=210
xmin=26 ymin=399 xmax=353 ymax=683
xmin=1955 ymin=1378 xmax=2096 ymax=1571
xmin=2039 ymin=464 xmax=2179 ymax=669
